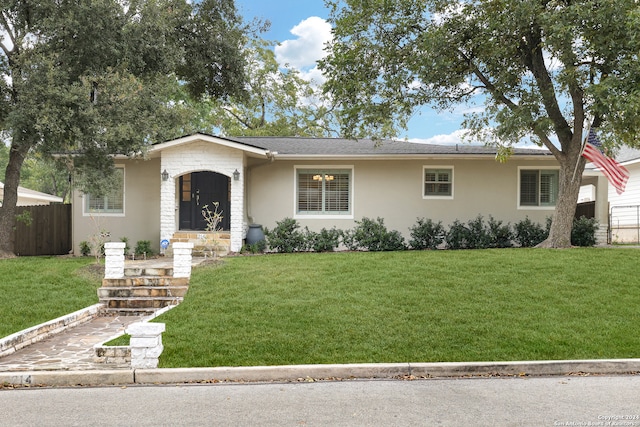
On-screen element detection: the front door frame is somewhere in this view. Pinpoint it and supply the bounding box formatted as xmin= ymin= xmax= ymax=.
xmin=179 ymin=171 xmax=231 ymax=231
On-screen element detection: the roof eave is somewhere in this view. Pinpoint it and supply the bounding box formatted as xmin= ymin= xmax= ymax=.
xmin=270 ymin=153 xmax=556 ymax=161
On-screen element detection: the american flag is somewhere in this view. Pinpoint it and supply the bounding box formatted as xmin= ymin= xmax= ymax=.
xmin=582 ymin=128 xmax=629 ymax=195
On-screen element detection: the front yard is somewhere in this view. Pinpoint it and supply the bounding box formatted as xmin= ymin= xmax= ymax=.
xmin=0 ymin=256 xmax=100 ymax=337
xmin=154 ymin=249 xmax=640 ymax=367
xmin=2 ymin=249 xmax=638 ymax=368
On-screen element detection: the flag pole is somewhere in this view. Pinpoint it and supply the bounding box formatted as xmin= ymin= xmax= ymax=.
xmin=572 ymin=121 xmax=590 ymax=183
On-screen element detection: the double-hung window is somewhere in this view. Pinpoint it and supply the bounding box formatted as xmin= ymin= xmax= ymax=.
xmin=519 ymin=168 xmax=558 ymax=207
xmin=83 ymin=167 xmax=125 ymax=215
xmin=423 ymin=167 xmax=453 ymax=198
xmin=296 ymin=167 xmax=352 ymax=217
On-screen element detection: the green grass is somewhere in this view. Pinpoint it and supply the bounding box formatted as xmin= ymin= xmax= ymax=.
xmin=155 ymin=249 xmax=640 ymax=368
xmin=0 ymin=256 xmax=101 ymax=337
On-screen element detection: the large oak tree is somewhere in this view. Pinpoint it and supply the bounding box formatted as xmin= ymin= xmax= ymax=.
xmin=320 ymin=0 xmax=640 ymax=247
xmin=195 ymin=40 xmax=339 ymax=137
xmin=0 ymin=0 xmax=248 ymax=256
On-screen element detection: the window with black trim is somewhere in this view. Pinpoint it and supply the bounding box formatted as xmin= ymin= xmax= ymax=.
xmin=297 ymin=168 xmax=351 ymax=215
xmin=424 ymin=168 xmax=453 ymax=197
xmin=519 ymin=169 xmax=558 ymax=207
xmin=83 ymin=167 xmax=124 ymax=214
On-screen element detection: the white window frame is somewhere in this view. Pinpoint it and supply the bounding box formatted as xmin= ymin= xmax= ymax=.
xmin=517 ymin=166 xmax=559 ymax=210
xmin=294 ymin=165 xmax=354 ymax=219
xmin=82 ymin=166 xmax=125 ymax=217
xmin=422 ymin=166 xmax=454 ymax=200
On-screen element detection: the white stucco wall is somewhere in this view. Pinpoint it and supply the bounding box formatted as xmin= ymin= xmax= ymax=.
xmin=246 ymin=156 xmax=588 ymax=240
xmin=72 ymin=158 xmax=161 ymax=255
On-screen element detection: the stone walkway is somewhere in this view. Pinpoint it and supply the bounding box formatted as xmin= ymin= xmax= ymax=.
xmin=0 ymin=315 xmax=144 ymax=372
xmin=0 ymin=257 xmax=206 ymax=373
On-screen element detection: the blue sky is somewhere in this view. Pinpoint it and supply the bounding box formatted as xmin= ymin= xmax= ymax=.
xmin=235 ymin=0 xmax=468 ymax=144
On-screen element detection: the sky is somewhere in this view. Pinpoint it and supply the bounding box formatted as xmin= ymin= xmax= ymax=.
xmin=235 ymin=0 xmax=468 ymax=145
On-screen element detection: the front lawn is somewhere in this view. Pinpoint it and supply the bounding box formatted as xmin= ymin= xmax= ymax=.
xmin=0 ymin=256 xmax=100 ymax=337
xmin=155 ymin=249 xmax=640 ymax=367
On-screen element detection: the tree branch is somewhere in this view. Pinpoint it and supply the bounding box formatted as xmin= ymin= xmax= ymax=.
xmin=519 ymin=25 xmax=573 ymax=149
xmin=222 ymin=106 xmax=255 ymax=130
xmin=0 ymin=11 xmax=17 ymax=58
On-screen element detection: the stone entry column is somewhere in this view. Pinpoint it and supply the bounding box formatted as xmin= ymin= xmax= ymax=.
xmin=104 ymin=242 xmax=126 ymax=279
xmin=126 ymin=322 xmax=165 ymax=369
xmin=172 ymin=242 xmax=194 ymax=278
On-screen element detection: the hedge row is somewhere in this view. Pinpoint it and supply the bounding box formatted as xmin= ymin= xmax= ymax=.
xmin=253 ymin=215 xmax=598 ymax=253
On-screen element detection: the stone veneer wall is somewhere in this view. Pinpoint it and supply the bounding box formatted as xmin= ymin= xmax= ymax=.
xmin=160 ymin=141 xmax=245 ymax=252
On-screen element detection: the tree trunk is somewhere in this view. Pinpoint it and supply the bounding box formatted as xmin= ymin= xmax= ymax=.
xmin=0 ymin=142 xmax=29 ymax=258
xmin=538 ymin=148 xmax=586 ymax=248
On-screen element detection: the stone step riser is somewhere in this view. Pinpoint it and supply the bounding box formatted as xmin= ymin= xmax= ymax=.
xmin=102 ymin=308 xmax=158 ymax=316
xmin=124 ymin=267 xmax=173 ymax=277
xmin=104 ymin=298 xmax=182 ymax=309
xmin=98 ymin=287 xmax=188 ymax=299
xmin=102 ymin=277 xmax=189 ymax=287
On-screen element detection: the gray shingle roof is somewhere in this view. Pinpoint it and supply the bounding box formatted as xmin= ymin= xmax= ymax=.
xmin=229 ymin=136 xmax=552 ymax=157
xmin=615 ymin=146 xmax=640 ymax=163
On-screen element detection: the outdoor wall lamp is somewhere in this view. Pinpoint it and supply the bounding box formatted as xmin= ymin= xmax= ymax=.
xmin=233 ymin=169 xmax=240 ymax=181
xmin=161 ymin=169 xmax=169 ymax=181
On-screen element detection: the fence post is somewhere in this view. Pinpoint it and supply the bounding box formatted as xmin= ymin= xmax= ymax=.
xmin=104 ymin=242 xmax=126 ymax=279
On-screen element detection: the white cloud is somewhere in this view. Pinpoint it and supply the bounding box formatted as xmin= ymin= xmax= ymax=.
xmin=275 ymin=16 xmax=331 ymax=69
xmin=274 ymin=16 xmax=331 ymax=84
xmin=409 ymin=129 xmax=471 ymax=145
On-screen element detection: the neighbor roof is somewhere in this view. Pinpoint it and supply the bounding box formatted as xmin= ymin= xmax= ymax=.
xmin=615 ymin=146 xmax=640 ymax=164
xmin=0 ymin=182 xmax=63 ymax=205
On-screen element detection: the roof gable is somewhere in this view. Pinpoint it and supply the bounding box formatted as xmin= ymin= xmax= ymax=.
xmin=149 ymin=133 xmax=269 ymax=157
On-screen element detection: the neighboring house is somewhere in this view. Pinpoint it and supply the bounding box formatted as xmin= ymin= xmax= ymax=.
xmin=0 ymin=181 xmax=63 ymax=206
xmin=71 ymin=133 xmax=609 ymax=254
xmin=605 ymin=147 xmax=640 ymax=243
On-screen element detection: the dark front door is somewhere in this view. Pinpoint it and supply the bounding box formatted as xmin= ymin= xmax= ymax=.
xmin=179 ymin=172 xmax=230 ymax=230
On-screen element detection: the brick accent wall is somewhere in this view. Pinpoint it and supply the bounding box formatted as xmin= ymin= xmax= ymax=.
xmin=160 ymin=142 xmax=245 ymax=252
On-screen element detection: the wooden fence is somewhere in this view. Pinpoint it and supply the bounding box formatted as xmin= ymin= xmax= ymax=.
xmin=13 ymin=204 xmax=72 ymax=256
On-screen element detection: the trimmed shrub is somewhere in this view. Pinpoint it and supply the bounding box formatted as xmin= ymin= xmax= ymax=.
xmin=346 ymin=217 xmax=406 ymax=251
xmin=265 ymin=218 xmax=305 ymax=253
xmin=409 ymin=218 xmax=445 ymax=250
xmin=445 ymin=219 xmax=470 ymax=250
xmin=571 ymin=216 xmax=598 ymax=247
xmin=242 ymin=240 xmax=267 ymax=254
xmin=487 ymin=216 xmax=513 ymax=248
xmin=304 ymin=227 xmax=342 ymax=252
xmin=465 ymin=215 xmax=492 ymax=249
xmin=513 ymin=217 xmax=548 ymax=247
xmin=120 ymin=237 xmax=130 ymax=255
xmin=134 ymin=240 xmax=154 ymax=256
xmin=79 ymin=241 xmax=91 ymax=256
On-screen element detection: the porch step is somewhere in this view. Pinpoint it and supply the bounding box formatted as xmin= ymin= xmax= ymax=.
xmin=99 ymin=272 xmax=189 ymax=316
xmin=103 ymin=296 xmax=183 ymax=310
xmin=102 ymin=277 xmax=189 ymax=288
xmin=98 ymin=286 xmax=189 ymax=298
xmin=169 ymin=231 xmax=231 ymax=257
xmin=124 ymin=267 xmax=173 ymax=277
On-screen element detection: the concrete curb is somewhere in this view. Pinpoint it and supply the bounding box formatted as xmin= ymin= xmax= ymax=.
xmin=2 ymin=359 xmax=639 ymax=387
